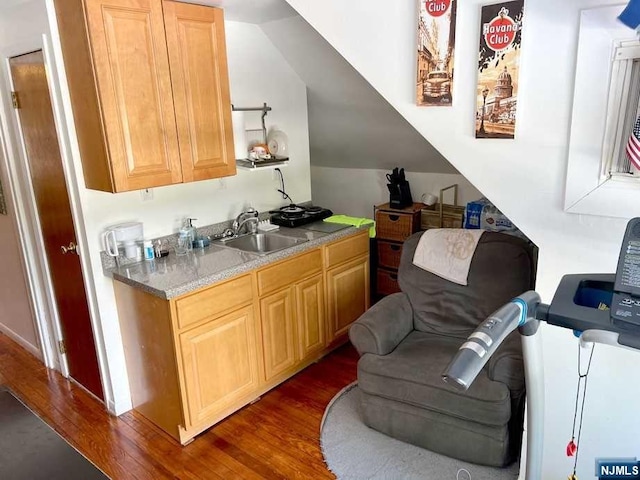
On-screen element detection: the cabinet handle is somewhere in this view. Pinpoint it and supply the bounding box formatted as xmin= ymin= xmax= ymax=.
xmin=388 ymin=215 xmax=400 ymax=222
xmin=390 ymin=273 xmax=398 ymax=281
xmin=390 ymin=245 xmax=401 ymax=251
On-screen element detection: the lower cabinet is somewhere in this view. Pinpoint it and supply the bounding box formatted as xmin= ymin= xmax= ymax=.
xmin=296 ymin=274 xmax=325 ymax=360
xmin=115 ymin=229 xmax=369 ymax=444
xmin=326 ymin=255 xmax=370 ymax=343
xmin=260 ymin=288 xmax=297 ymax=381
xmin=260 ymin=273 xmax=327 ymax=383
xmin=178 ymin=305 xmax=260 ymax=427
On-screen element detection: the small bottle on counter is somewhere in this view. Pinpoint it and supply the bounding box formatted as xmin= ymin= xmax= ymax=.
xmin=143 ymin=240 xmax=154 ymax=261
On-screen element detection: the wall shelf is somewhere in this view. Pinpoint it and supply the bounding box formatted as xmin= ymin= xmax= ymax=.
xmin=237 ymin=157 xmax=289 ymax=171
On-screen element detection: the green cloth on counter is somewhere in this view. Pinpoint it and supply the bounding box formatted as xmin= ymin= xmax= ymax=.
xmin=324 ymin=215 xmax=376 ymax=238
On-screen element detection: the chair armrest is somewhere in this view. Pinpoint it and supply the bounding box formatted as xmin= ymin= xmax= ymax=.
xmin=349 ymin=292 xmax=413 ymax=356
xmin=487 ymin=331 xmax=525 ymax=393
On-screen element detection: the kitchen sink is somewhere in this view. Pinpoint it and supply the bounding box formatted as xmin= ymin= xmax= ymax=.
xmin=214 ymin=232 xmax=308 ymax=255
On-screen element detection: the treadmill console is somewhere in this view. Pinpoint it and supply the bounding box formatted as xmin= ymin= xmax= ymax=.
xmin=612 ymin=217 xmax=640 ymax=331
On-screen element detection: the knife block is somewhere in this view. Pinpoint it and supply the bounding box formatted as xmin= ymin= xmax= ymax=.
xmin=388 ymin=181 xmax=413 ymax=209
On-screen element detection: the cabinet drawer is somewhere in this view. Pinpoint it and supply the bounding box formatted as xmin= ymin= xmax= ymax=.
xmin=376 ymin=210 xmax=419 ymax=242
xmin=377 ymin=240 xmax=403 ymax=269
xmin=175 ymin=275 xmax=253 ymax=330
xmin=257 ymin=249 xmax=322 ymax=296
xmin=376 ymin=268 xmax=401 ymax=296
xmin=324 ymin=231 xmax=369 ymax=269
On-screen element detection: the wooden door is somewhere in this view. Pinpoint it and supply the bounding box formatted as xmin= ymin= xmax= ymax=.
xmin=326 ymin=256 xmax=370 ymax=342
xmin=260 ymin=289 xmax=297 ymax=381
xmin=295 ymin=274 xmax=325 ymax=360
xmin=9 ymin=51 xmax=103 ymax=400
xmin=83 ymin=0 xmax=182 ymax=191
xmin=163 ymin=1 xmax=236 ymax=181
xmin=178 ymin=306 xmax=260 ymax=427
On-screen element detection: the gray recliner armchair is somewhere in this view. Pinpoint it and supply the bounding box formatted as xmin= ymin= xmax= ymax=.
xmin=350 ymin=231 xmax=536 ymax=467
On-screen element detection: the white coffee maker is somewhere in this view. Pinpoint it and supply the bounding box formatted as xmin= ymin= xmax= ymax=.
xmin=103 ymin=222 xmax=144 ymax=260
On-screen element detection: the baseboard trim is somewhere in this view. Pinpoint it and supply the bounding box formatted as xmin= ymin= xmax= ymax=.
xmin=0 ymin=323 xmax=42 ymax=360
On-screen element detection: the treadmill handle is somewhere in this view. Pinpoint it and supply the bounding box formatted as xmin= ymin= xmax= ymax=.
xmin=443 ymin=291 xmax=541 ymax=390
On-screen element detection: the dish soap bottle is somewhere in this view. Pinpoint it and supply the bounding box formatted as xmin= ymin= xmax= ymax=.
xmin=180 ymin=218 xmax=197 ymax=249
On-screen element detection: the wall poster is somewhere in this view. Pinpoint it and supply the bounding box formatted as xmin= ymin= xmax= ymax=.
xmin=475 ymin=1 xmax=524 ymax=138
xmin=417 ymin=0 xmax=457 ymax=107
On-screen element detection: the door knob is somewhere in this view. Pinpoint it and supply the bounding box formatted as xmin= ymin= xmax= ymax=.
xmin=61 ymin=241 xmax=78 ymax=255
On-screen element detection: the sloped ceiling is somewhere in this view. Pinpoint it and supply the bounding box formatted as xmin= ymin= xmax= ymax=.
xmin=260 ymin=16 xmax=457 ymax=173
xmin=178 ymin=0 xmax=298 ymax=24
xmin=178 ymin=0 xmax=456 ymax=174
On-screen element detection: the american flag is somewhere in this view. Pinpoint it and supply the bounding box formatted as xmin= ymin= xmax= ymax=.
xmin=626 ymin=115 xmax=640 ymax=171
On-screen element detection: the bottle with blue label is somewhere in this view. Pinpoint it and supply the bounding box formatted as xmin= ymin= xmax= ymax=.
xmin=143 ymin=240 xmax=154 ymax=260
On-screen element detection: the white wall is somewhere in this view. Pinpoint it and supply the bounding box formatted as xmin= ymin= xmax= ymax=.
xmin=311 ymin=166 xmax=481 ymax=219
xmin=286 ymin=0 xmax=640 ymax=478
xmin=0 ymin=133 xmax=38 ymax=355
xmin=261 ymin=15 xmax=456 ymax=174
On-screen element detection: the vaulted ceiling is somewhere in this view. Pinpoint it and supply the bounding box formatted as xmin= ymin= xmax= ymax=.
xmin=260 ymin=15 xmax=456 ymax=173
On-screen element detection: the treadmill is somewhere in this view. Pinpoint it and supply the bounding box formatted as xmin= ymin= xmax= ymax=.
xmin=443 ymin=217 xmax=640 ymax=480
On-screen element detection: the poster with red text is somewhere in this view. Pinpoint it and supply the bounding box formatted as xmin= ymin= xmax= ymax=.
xmin=417 ymin=0 xmax=457 ymax=106
xmin=475 ymin=1 xmax=524 ymax=138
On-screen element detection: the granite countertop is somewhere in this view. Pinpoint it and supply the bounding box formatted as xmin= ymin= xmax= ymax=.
xmin=106 ymin=223 xmax=363 ymax=300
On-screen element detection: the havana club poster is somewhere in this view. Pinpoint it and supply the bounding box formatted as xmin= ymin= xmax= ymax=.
xmin=417 ymin=0 xmax=457 ymax=107
xmin=475 ymin=1 xmax=524 ymax=138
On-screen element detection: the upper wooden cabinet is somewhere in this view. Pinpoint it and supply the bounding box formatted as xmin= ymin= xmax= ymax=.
xmin=53 ymin=0 xmax=236 ymax=193
xmin=164 ymin=2 xmax=236 ymax=182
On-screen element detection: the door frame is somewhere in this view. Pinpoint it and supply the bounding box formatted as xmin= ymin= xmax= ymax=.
xmin=0 ymin=32 xmax=113 ymax=406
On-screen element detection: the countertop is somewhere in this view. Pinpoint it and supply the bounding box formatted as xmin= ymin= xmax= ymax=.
xmin=106 ymin=223 xmax=363 ymax=300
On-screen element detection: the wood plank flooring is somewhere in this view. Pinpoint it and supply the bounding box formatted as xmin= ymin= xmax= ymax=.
xmin=0 ymin=332 xmax=358 ymax=479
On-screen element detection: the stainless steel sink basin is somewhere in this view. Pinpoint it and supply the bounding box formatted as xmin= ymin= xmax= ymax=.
xmin=215 ymin=233 xmax=307 ymax=255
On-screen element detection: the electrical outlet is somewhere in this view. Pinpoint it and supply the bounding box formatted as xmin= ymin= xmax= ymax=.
xmin=140 ymin=188 xmax=153 ymax=201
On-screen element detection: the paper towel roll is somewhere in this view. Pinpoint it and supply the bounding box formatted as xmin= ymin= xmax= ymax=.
xmin=232 ymin=111 xmax=248 ymax=160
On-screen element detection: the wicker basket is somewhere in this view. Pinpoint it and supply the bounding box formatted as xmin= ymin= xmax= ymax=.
xmin=376 ymin=268 xmax=401 ymax=296
xmin=375 ymin=210 xmax=419 ymax=242
xmin=377 ymin=240 xmax=403 ymax=269
xmin=421 ymin=204 xmax=465 ymax=229
xmin=420 ymin=184 xmax=464 ymax=229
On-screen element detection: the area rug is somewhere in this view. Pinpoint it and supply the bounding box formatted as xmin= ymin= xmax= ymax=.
xmin=320 ymin=383 xmax=520 ymax=480
xmin=0 ymin=389 xmax=108 ymax=479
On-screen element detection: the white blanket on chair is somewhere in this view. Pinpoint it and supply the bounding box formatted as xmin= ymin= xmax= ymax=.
xmin=412 ymin=229 xmax=485 ymax=286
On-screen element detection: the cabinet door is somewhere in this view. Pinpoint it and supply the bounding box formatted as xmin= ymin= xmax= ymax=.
xmin=163 ymin=1 xmax=236 ymax=182
xmin=178 ymin=306 xmax=260 ymax=427
xmin=260 ymin=288 xmax=297 ymax=381
xmin=326 ymin=255 xmax=370 ymax=342
xmin=84 ymin=0 xmax=183 ymax=191
xmin=295 ymin=274 xmax=325 ymax=360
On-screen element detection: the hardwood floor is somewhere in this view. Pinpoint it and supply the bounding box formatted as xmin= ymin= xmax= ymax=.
xmin=0 ymin=332 xmax=358 ymax=479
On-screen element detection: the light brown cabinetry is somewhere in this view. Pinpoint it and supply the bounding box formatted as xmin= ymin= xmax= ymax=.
xmin=53 ymin=0 xmax=235 ymax=192
xmin=164 ymin=2 xmax=236 ymax=181
xmin=296 ymin=274 xmax=325 ymax=360
xmin=260 ymin=289 xmax=297 ymax=381
xmin=178 ymin=306 xmax=260 ymax=427
xmin=115 ymin=229 xmax=369 ymax=444
xmin=326 ymin=256 xmax=369 ymax=342
xmin=258 ymin=249 xmax=324 ymax=381
xmin=324 ymin=231 xmax=370 ymax=344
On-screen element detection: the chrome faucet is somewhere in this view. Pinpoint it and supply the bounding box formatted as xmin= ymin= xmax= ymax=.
xmin=233 ymin=208 xmax=259 ymax=236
